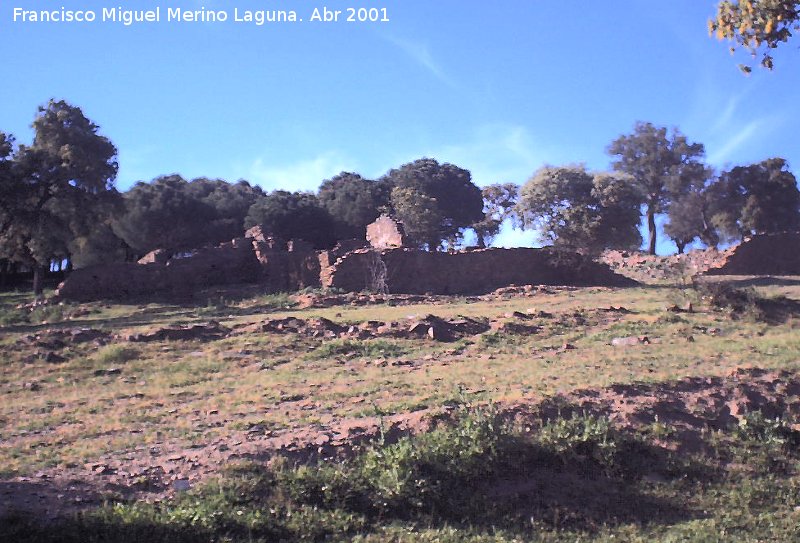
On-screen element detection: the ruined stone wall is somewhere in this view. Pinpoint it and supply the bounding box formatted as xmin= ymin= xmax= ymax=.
xmin=57 ymin=235 xmax=641 ymax=302
xmin=705 ymin=233 xmax=800 ymax=275
xmin=323 ymin=247 xmax=635 ymax=294
xmin=56 ymin=241 xmax=263 ymax=302
xmin=255 ymin=250 xmax=321 ymax=293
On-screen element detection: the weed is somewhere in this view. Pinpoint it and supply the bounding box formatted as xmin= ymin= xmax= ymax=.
xmin=729 ymin=411 xmax=800 ymax=474
xmin=699 ymin=282 xmax=765 ymax=321
xmin=94 ymin=345 xmax=141 ymax=365
xmin=0 ymin=308 xmax=28 ymax=326
xmin=536 ymin=412 xmax=656 ymax=479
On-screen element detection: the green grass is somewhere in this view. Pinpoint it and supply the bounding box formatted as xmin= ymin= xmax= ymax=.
xmin=3 ymin=408 xmax=799 ymax=542
xmin=93 ymin=345 xmax=141 ymax=365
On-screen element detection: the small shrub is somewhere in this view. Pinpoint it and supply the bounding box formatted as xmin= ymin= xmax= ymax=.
xmin=197 ymin=295 xmax=231 ymax=315
xmin=479 ymin=332 xmax=504 ymax=347
xmin=730 ymin=411 xmax=800 ymax=475
xmin=94 ymin=345 xmax=140 ymax=365
xmin=698 ymin=283 xmax=764 ymax=321
xmin=733 ymin=411 xmax=800 ymax=453
xmin=29 ymin=304 xmax=69 ymax=324
xmin=277 ymin=407 xmax=506 ymax=520
xmin=536 ymin=413 xmax=653 ymax=479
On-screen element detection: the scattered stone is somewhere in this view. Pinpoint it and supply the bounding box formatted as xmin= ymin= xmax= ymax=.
xmin=94 ymin=368 xmax=122 ymax=377
xmin=611 ymin=336 xmax=651 ymax=347
xmin=173 ymin=479 xmax=191 ymax=492
xmin=127 ymin=321 xmax=230 ymax=342
xmin=44 ymin=352 xmax=66 ymax=364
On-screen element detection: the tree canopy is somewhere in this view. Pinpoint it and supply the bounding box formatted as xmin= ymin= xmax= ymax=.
xmin=664 ymin=190 xmax=720 ymax=253
xmin=245 ymin=190 xmax=336 ymax=249
xmin=710 ymin=0 xmax=800 ymax=72
xmin=317 ymin=172 xmax=389 ymax=240
xmin=608 ymin=122 xmax=708 ymax=255
xmin=473 ymin=183 xmax=520 ymax=248
xmin=516 ymin=165 xmax=643 ymax=253
xmin=115 ymin=176 xmax=264 ymax=255
xmin=0 ymin=100 xmax=119 ymax=293
xmin=383 ymin=158 xmax=483 ymax=249
xmin=388 ymin=186 xmax=444 ymax=249
xmin=712 ymin=158 xmax=800 ymax=239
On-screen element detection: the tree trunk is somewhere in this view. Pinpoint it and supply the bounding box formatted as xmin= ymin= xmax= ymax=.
xmin=33 ymin=265 xmax=45 ymax=297
xmin=675 ymin=242 xmax=685 ymax=254
xmin=647 ymin=207 xmax=657 ymax=255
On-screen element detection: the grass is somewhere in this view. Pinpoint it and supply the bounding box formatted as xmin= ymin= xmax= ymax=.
xmin=2 ymin=408 xmax=799 ymax=542
xmin=93 ymin=345 xmax=141 ymax=365
xmin=2 ymin=278 xmax=800 ymax=540
xmin=306 ymin=339 xmax=410 ymax=360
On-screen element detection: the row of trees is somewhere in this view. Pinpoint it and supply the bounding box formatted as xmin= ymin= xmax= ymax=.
xmin=0 ymin=102 xmax=491 ymax=296
xmin=2 ymin=103 xmax=799 ymax=295
xmin=520 ymin=122 xmax=799 ymax=255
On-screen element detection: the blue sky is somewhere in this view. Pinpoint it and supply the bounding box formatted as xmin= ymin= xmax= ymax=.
xmin=2 ymin=1 xmax=798 ymax=250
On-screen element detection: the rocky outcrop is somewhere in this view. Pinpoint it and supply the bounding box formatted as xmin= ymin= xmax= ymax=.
xmin=705 ymin=233 xmax=800 ymax=275
xmin=323 ymin=247 xmax=636 ymax=295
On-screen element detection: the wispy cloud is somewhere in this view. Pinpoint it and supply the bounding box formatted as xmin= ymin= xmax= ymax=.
xmin=707 ymin=119 xmax=767 ymax=165
xmin=383 ymin=35 xmax=456 ymax=88
xmin=689 ymin=78 xmax=787 ymax=168
xmin=421 ymin=124 xmax=555 ymax=186
xmin=244 ymin=151 xmax=354 ymax=192
xmin=710 ymin=95 xmax=740 ymax=134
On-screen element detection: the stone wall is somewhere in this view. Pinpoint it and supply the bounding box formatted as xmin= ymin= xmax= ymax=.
xmin=56 ymin=241 xmax=262 ymax=302
xmin=56 ymin=231 xmax=641 ymax=301
xmin=322 ymin=247 xmax=636 ymax=294
xmin=704 ymin=233 xmax=800 ymax=275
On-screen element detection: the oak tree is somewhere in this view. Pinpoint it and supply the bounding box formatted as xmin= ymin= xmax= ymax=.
xmin=711 ymin=158 xmax=800 ymax=239
xmin=317 ymin=172 xmax=388 ymax=240
xmin=516 ymin=165 xmax=643 ymax=253
xmin=0 ymin=101 xmax=119 ymax=294
xmin=608 ymin=122 xmax=708 ymax=255
xmin=245 ymin=190 xmax=336 ymax=249
xmin=383 ymin=158 xmax=483 ymax=249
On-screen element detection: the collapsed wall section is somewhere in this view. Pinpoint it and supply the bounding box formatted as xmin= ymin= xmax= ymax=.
xmin=704 ymin=233 xmax=800 ymax=276
xmin=323 ymin=247 xmax=636 ymax=294
xmin=56 ymin=237 xmax=322 ymax=302
xmin=56 ymin=240 xmax=263 ymax=302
